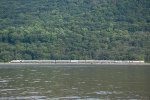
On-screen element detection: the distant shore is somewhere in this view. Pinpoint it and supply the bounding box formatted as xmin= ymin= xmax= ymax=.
xmin=0 ymin=60 xmax=149 ymax=66
xmin=0 ymin=62 xmax=150 ymax=66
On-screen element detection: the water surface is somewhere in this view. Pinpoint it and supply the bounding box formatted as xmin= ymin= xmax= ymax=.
xmin=0 ymin=64 xmax=150 ymax=100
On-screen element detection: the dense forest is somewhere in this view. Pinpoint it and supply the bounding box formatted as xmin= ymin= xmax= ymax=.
xmin=0 ymin=0 xmax=150 ymax=62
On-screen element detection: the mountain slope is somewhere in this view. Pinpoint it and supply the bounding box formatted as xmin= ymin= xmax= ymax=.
xmin=0 ymin=0 xmax=150 ymax=62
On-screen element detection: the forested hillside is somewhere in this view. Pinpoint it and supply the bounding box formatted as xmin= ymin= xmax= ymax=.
xmin=0 ymin=0 xmax=150 ymax=62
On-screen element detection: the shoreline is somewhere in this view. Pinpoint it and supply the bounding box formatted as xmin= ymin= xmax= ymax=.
xmin=0 ymin=62 xmax=150 ymax=66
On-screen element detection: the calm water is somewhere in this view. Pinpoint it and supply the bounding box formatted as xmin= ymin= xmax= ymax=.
xmin=0 ymin=64 xmax=150 ymax=100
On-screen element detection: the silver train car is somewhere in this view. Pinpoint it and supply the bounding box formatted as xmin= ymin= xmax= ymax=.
xmin=10 ymin=60 xmax=145 ymax=64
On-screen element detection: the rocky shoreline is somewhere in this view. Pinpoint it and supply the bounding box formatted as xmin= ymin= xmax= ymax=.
xmin=0 ymin=60 xmax=149 ymax=66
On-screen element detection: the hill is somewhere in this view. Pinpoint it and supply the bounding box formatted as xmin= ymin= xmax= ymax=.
xmin=0 ymin=0 xmax=150 ymax=62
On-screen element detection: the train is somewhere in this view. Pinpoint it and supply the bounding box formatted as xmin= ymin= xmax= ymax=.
xmin=10 ymin=60 xmax=145 ymax=64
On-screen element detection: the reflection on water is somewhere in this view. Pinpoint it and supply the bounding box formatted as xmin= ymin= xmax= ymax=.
xmin=0 ymin=65 xmax=150 ymax=100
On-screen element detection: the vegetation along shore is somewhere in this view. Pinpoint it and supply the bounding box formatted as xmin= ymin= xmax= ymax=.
xmin=0 ymin=0 xmax=150 ymax=62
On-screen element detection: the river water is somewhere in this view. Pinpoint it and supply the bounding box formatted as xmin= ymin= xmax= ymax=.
xmin=0 ymin=64 xmax=150 ymax=100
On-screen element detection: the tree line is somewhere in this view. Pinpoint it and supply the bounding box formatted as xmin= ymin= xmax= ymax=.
xmin=0 ymin=0 xmax=150 ymax=62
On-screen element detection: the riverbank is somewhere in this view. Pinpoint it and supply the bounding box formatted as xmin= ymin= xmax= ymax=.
xmin=0 ymin=62 xmax=150 ymax=66
xmin=0 ymin=60 xmax=149 ymax=67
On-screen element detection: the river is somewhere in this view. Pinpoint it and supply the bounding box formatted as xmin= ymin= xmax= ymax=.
xmin=0 ymin=64 xmax=150 ymax=100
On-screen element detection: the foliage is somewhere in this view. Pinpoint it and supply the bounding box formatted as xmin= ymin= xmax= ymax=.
xmin=0 ymin=0 xmax=150 ymax=62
